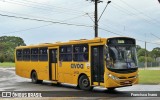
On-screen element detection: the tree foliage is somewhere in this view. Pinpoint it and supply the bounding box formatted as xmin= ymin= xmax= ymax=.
xmin=136 ymin=45 xmax=141 ymax=52
xmin=137 ymin=47 xmax=160 ymax=62
xmin=0 ymin=36 xmax=26 ymax=62
xmin=137 ymin=48 xmax=149 ymax=57
xmin=151 ymin=47 xmax=160 ymax=61
xmin=138 ymin=56 xmax=154 ymax=62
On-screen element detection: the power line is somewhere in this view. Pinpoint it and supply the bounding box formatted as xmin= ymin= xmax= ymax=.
xmin=22 ymin=0 xmax=91 ymax=12
xmin=0 ymin=2 xmax=159 ymax=46
xmin=120 ymin=0 xmax=160 ymax=24
xmin=1 ymin=14 xmax=89 ymax=35
xmin=1 ymin=12 xmax=159 ymax=46
xmin=6 ymin=0 xmax=93 ymax=16
xmin=0 ymin=0 xmax=86 ymax=16
xmin=99 ymin=27 xmax=160 ymax=45
xmin=0 ymin=9 xmax=90 ymax=27
xmin=1 ymin=24 xmax=53 ymax=35
xmin=99 ymin=27 xmax=124 ymax=36
xmin=0 ymin=10 xmax=60 ymax=22
xmin=0 ymin=13 xmax=93 ymax=27
xmin=110 ymin=2 xmax=160 ymax=27
xmin=86 ymin=13 xmax=94 ymax=22
xmin=151 ymin=33 xmax=160 ymax=40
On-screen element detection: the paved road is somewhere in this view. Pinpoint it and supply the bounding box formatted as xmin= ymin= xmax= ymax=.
xmin=0 ymin=68 xmax=160 ymax=100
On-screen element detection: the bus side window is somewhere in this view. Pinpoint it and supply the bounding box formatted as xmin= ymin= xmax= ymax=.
xmin=39 ymin=48 xmax=48 ymax=61
xmin=23 ymin=49 xmax=30 ymax=61
xmin=59 ymin=46 xmax=72 ymax=61
xmin=16 ymin=49 xmax=23 ymax=61
xmin=73 ymin=44 xmax=88 ymax=62
xmin=31 ymin=48 xmax=38 ymax=61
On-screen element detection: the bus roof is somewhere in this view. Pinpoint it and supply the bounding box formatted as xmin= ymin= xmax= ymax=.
xmin=16 ymin=37 xmax=135 ymax=49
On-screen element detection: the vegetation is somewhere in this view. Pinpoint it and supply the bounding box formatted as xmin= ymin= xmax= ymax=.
xmin=0 ymin=36 xmax=26 ymax=63
xmin=139 ymin=70 xmax=160 ymax=84
xmin=0 ymin=62 xmax=15 ymax=67
xmin=137 ymin=45 xmax=160 ymax=62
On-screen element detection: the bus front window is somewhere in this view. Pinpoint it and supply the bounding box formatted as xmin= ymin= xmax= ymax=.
xmin=106 ymin=46 xmax=138 ymax=69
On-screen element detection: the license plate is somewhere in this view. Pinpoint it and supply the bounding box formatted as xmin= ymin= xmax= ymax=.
xmin=124 ymin=81 xmax=130 ymax=84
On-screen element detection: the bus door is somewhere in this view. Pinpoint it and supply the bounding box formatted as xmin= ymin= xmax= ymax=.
xmin=91 ymin=46 xmax=104 ymax=85
xmin=49 ymin=48 xmax=58 ymax=81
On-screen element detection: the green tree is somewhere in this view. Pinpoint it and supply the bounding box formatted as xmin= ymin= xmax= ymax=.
xmin=0 ymin=36 xmax=26 ymax=62
xmin=137 ymin=48 xmax=149 ymax=57
xmin=0 ymin=54 xmax=4 ymax=63
xmin=136 ymin=45 xmax=141 ymax=52
xmin=138 ymin=56 xmax=154 ymax=62
xmin=151 ymin=47 xmax=160 ymax=61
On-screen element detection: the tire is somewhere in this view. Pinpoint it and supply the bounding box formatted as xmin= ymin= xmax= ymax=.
xmin=78 ymin=75 xmax=93 ymax=91
xmin=76 ymin=84 xmax=80 ymax=89
xmin=31 ymin=71 xmax=43 ymax=84
xmin=37 ymin=80 xmax=43 ymax=84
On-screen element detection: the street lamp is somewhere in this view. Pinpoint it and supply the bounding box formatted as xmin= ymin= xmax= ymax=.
xmin=98 ymin=1 xmax=111 ymax=21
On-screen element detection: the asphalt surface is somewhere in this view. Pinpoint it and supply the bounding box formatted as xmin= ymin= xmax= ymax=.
xmin=0 ymin=68 xmax=160 ymax=100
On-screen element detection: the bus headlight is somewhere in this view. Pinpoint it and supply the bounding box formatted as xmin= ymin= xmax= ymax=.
xmin=134 ymin=74 xmax=138 ymax=78
xmin=108 ymin=74 xmax=119 ymax=80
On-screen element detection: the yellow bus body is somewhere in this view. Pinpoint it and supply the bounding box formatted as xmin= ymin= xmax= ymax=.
xmin=15 ymin=37 xmax=138 ymax=90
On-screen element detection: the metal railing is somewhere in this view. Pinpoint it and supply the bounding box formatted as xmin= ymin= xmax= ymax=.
xmin=138 ymin=62 xmax=160 ymax=68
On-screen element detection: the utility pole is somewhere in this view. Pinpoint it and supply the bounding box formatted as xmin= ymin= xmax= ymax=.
xmin=86 ymin=0 xmax=111 ymax=37
xmin=144 ymin=33 xmax=147 ymax=69
xmin=95 ymin=0 xmax=98 ymax=37
xmin=145 ymin=41 xmax=147 ymax=69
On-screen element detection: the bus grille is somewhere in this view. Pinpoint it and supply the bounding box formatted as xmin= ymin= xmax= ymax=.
xmin=118 ymin=76 xmax=136 ymax=79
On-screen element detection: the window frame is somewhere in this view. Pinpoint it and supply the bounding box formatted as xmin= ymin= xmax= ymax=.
xmin=23 ymin=48 xmax=30 ymax=61
xmin=31 ymin=48 xmax=39 ymax=61
xmin=73 ymin=44 xmax=89 ymax=62
xmin=59 ymin=45 xmax=72 ymax=62
xmin=16 ymin=49 xmax=23 ymax=61
xmin=39 ymin=47 xmax=48 ymax=61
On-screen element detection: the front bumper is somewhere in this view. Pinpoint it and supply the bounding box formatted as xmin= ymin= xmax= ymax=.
xmin=105 ymin=76 xmax=138 ymax=88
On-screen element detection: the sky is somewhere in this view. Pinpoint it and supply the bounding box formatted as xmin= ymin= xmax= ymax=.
xmin=0 ymin=0 xmax=160 ymax=51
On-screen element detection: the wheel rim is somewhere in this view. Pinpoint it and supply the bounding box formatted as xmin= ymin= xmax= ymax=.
xmin=32 ymin=73 xmax=36 ymax=82
xmin=82 ymin=79 xmax=89 ymax=87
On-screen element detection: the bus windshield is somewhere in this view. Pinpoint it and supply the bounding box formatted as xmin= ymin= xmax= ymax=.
xmin=106 ymin=45 xmax=138 ymax=69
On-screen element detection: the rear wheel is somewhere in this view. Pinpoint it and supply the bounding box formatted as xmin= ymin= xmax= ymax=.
xmin=31 ymin=71 xmax=43 ymax=84
xmin=78 ymin=75 xmax=93 ymax=91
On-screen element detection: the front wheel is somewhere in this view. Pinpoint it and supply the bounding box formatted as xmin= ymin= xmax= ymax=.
xmin=78 ymin=75 xmax=93 ymax=91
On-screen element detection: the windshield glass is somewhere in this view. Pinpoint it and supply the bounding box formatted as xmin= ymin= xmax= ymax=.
xmin=106 ymin=46 xmax=138 ymax=69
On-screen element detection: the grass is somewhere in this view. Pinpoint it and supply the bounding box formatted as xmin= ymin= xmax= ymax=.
xmin=0 ymin=62 xmax=15 ymax=67
xmin=139 ymin=70 xmax=160 ymax=84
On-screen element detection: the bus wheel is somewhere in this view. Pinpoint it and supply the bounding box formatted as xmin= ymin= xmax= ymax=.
xmin=78 ymin=75 xmax=93 ymax=91
xmin=31 ymin=71 xmax=43 ymax=84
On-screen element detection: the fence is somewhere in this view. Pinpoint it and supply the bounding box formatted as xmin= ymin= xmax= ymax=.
xmin=138 ymin=62 xmax=160 ymax=68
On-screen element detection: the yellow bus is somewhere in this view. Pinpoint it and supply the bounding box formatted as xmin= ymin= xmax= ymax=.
xmin=15 ymin=37 xmax=138 ymax=90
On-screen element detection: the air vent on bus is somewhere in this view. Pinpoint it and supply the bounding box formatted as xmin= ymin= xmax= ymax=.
xmin=118 ymin=77 xmax=127 ymax=79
